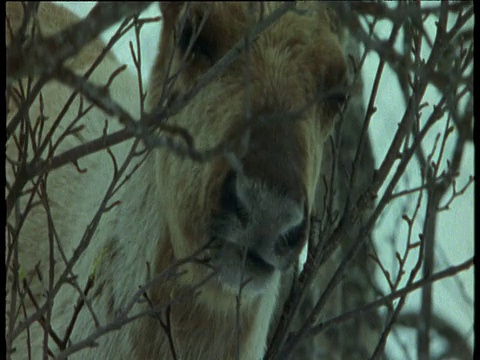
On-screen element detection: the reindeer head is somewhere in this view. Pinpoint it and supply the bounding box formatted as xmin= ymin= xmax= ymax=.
xmin=148 ymin=2 xmax=347 ymax=295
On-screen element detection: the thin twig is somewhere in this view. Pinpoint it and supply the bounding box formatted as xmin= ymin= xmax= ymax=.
xmin=7 ymin=2 xmax=152 ymax=81
xmin=306 ymin=257 xmax=473 ymax=339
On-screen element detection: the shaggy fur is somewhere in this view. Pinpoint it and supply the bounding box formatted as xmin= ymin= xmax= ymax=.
xmin=6 ymin=2 xmax=347 ymax=359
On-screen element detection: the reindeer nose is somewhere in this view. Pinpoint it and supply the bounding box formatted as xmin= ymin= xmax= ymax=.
xmin=238 ymin=115 xmax=307 ymax=206
xmin=218 ymin=171 xmax=308 ymax=270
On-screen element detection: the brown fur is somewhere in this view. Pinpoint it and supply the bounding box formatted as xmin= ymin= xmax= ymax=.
xmin=6 ymin=2 xmax=347 ymax=359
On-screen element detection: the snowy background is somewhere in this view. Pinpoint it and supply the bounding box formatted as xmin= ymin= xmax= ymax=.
xmin=58 ymin=2 xmax=474 ymax=358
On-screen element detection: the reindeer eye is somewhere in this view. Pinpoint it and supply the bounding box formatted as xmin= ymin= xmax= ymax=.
xmin=334 ymin=92 xmax=348 ymax=104
xmin=178 ymin=20 xmax=216 ymax=64
xmin=327 ymin=91 xmax=349 ymax=110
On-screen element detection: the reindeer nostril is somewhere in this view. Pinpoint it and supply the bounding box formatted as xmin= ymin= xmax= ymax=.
xmin=220 ymin=171 xmax=249 ymax=225
xmin=275 ymin=217 xmax=307 ymax=255
xmin=286 ymin=223 xmax=304 ymax=247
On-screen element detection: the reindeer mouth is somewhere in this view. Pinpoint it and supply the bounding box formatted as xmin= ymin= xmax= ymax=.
xmin=208 ymin=239 xmax=277 ymax=292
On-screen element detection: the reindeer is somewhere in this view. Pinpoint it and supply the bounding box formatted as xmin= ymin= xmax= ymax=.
xmin=6 ymin=2 xmax=348 ymax=359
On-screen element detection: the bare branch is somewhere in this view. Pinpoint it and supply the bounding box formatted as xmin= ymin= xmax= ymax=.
xmin=7 ymin=2 xmax=152 ymax=81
